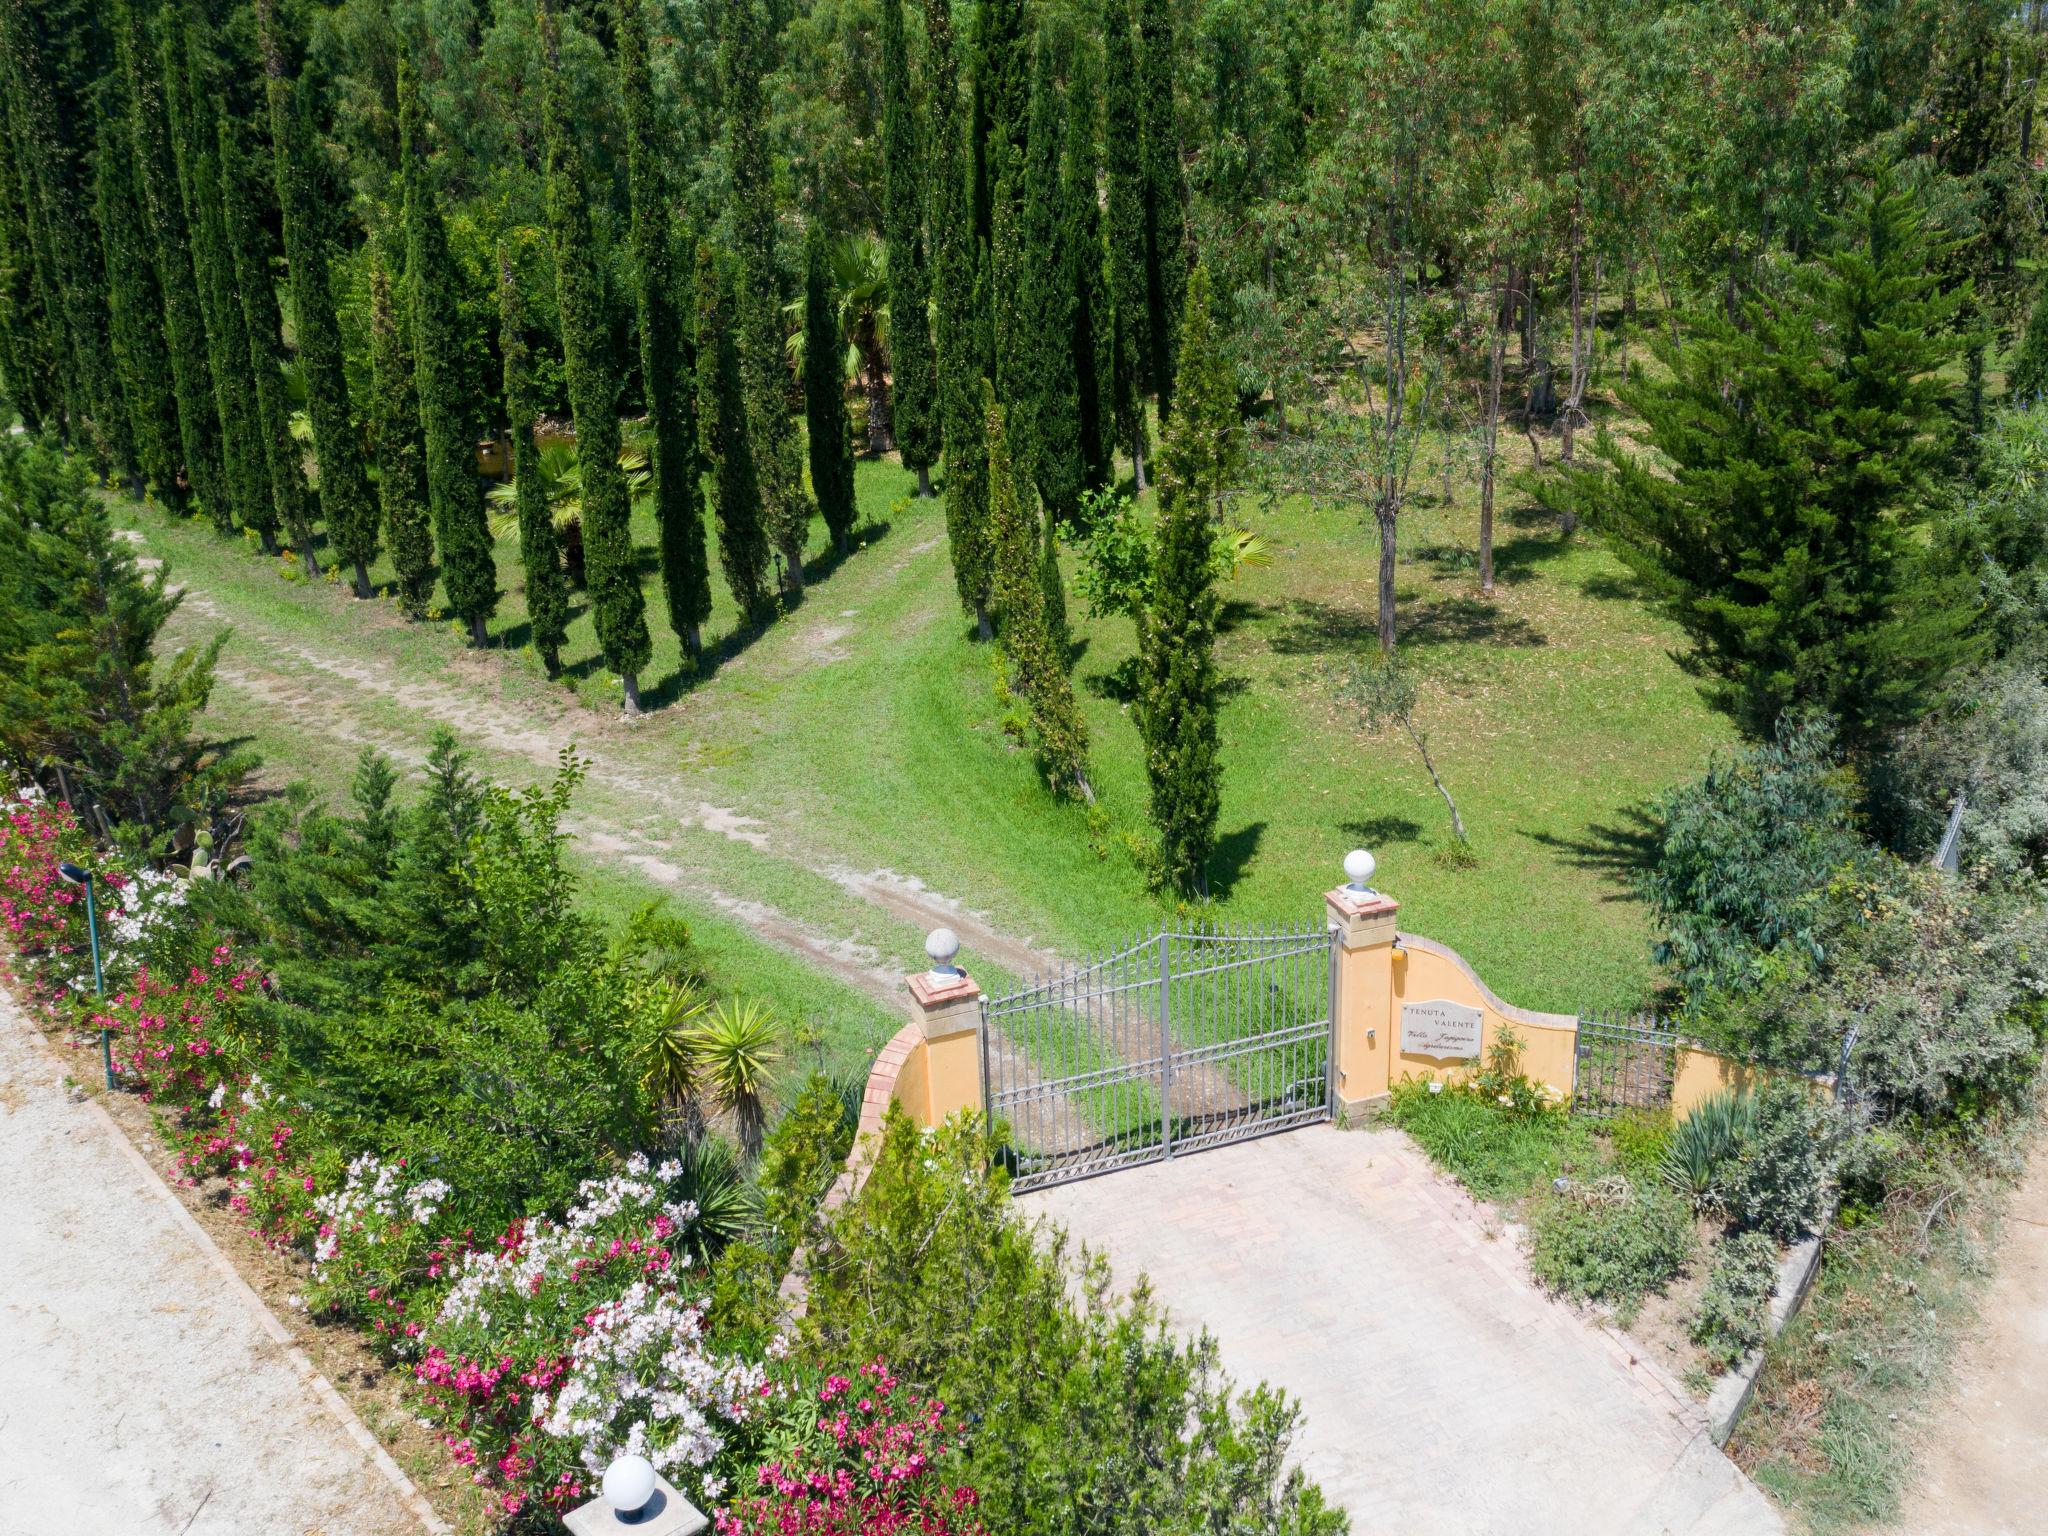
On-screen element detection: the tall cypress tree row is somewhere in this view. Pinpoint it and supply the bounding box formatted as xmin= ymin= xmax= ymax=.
xmin=166 ymin=13 xmax=270 ymax=549
xmin=1062 ymin=39 xmax=1113 ymax=494
xmin=724 ymin=0 xmax=812 ymax=599
xmin=0 ymin=86 xmax=59 ymax=435
xmin=1139 ymin=266 xmax=1232 ymax=896
xmin=1017 ymin=33 xmax=1081 ymax=527
xmin=617 ymin=0 xmax=711 ymax=662
xmin=880 ymin=0 xmax=938 ymax=496
xmin=117 ymin=0 xmax=227 ymax=525
xmin=1101 ymin=0 xmax=1149 ymax=488
xmin=969 ymin=0 xmax=1029 ymax=250
xmin=696 ymin=240 xmax=772 ymax=625
xmin=803 ymin=223 xmax=857 ymax=554
xmin=255 ymin=0 xmax=377 ymax=594
xmin=497 ymin=243 xmax=569 ymax=675
xmin=92 ymin=75 xmax=183 ymax=508
xmin=925 ymin=0 xmax=991 ymax=637
xmin=398 ymin=53 xmax=497 ymax=646
xmin=217 ymin=118 xmax=301 ymax=559
xmin=1137 ymin=0 xmax=1187 ymax=418
xmin=369 ymin=246 xmax=435 ymax=618
xmin=537 ymin=0 xmax=647 ymax=706
xmin=986 ymin=381 xmax=1090 ymax=801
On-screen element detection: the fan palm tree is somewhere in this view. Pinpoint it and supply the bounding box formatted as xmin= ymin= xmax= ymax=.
xmin=687 ymin=996 xmax=782 ymax=1159
xmin=486 ymin=429 xmax=651 ymax=584
xmin=787 ymin=235 xmax=892 ymax=456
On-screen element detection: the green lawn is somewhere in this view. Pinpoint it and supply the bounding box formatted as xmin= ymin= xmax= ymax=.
xmin=122 ymin=424 xmax=1727 ymax=1019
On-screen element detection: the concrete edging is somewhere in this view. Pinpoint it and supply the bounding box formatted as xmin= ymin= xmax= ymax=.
xmin=1705 ymin=1229 xmax=1826 ymax=1445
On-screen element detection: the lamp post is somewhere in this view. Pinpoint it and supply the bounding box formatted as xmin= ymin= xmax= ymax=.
xmin=55 ymin=862 xmax=112 ymax=1090
xmin=562 ymin=1454 xmax=708 ymax=1536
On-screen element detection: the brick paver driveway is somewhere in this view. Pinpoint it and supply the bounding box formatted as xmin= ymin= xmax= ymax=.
xmin=1021 ymin=1123 xmax=1782 ymax=1536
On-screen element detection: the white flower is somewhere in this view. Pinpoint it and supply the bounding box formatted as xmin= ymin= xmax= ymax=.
xmin=1427 ymin=1080 xmax=1444 ymax=1095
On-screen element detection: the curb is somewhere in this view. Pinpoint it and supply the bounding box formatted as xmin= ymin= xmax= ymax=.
xmin=1706 ymin=1229 xmax=1826 ymax=1445
xmin=12 ymin=1005 xmax=452 ymax=1536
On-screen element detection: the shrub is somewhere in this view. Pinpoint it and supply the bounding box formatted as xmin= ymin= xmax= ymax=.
xmin=1386 ymin=1033 xmax=1586 ymax=1202
xmin=1659 ymin=1090 xmax=1758 ymax=1211
xmin=1527 ymin=1175 xmax=1694 ymax=1316
xmin=757 ymin=1072 xmax=856 ymax=1256
xmin=1691 ymin=1230 xmax=1781 ymax=1372
xmin=1607 ymin=1107 xmax=1674 ymax=1175
xmin=1728 ymin=1081 xmax=1837 ymax=1241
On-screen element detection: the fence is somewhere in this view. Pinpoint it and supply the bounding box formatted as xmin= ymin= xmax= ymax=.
xmin=1572 ymin=1010 xmax=1680 ymax=1117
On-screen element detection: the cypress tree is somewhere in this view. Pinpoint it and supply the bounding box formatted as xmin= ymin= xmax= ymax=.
xmin=880 ymin=0 xmax=938 ymax=495
xmin=0 ymin=88 xmax=58 ymax=436
xmin=1139 ymin=266 xmax=1232 ymax=897
xmin=2009 ymin=282 xmax=2048 ymax=401
xmin=925 ymin=0 xmax=992 ymax=637
xmin=1017 ymin=33 xmax=1082 ymax=526
xmin=537 ymin=0 xmax=647 ymax=707
xmin=724 ymin=0 xmax=812 ymax=598
xmin=1063 ymin=40 xmax=1113 ymax=494
xmin=165 ymin=13 xmax=271 ymax=551
xmin=497 ymin=243 xmax=569 ymax=674
xmin=255 ymin=0 xmax=377 ymax=594
xmin=1136 ymin=0 xmax=1187 ymax=418
xmin=617 ymin=0 xmax=711 ymax=662
xmin=696 ymin=240 xmax=773 ymax=625
xmin=1101 ymin=0 xmax=1149 ymax=488
xmin=93 ymin=79 xmax=183 ymax=508
xmin=217 ymin=118 xmax=302 ymax=560
xmin=398 ymin=53 xmax=497 ymax=646
xmin=969 ymin=0 xmax=1029 ymax=250
xmin=803 ymin=224 xmax=858 ymax=554
xmin=986 ymin=382 xmax=1090 ymax=801
xmin=117 ymin=0 xmax=227 ymax=527
xmin=369 ymin=247 xmax=435 ymax=618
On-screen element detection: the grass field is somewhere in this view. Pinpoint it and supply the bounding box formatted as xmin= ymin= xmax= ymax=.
xmin=118 ymin=417 xmax=1729 ymax=1028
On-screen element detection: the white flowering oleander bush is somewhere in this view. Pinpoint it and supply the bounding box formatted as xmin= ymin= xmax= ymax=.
xmin=303 ymin=1152 xmax=455 ymax=1344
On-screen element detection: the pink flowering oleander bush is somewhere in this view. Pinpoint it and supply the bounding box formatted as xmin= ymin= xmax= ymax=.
xmin=716 ymin=1362 xmax=988 ymax=1536
xmin=0 ymin=791 xmax=130 ymax=998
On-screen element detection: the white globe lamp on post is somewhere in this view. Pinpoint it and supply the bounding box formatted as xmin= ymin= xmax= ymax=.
xmin=1343 ymin=849 xmax=1377 ymax=894
xmin=562 ymin=1453 xmax=708 ymax=1535
xmin=926 ymin=926 xmax=962 ymax=978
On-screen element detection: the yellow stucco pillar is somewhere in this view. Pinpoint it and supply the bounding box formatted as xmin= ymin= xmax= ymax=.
xmin=1327 ymin=858 xmax=1399 ymax=1121
xmin=903 ymin=927 xmax=984 ymax=1126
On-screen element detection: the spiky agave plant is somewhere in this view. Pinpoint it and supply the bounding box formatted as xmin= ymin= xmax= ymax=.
xmin=689 ymin=997 xmax=783 ymax=1159
xmin=1659 ymin=1089 xmax=1759 ymax=1211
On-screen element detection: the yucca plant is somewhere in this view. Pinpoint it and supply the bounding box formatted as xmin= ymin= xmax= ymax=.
xmin=666 ymin=1136 xmax=759 ymax=1265
xmin=689 ymin=997 xmax=783 ymax=1159
xmin=1659 ymin=1089 xmax=1759 ymax=1211
xmin=637 ymin=976 xmax=713 ymax=1147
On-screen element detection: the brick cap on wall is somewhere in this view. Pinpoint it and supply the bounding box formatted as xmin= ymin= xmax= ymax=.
xmin=907 ymin=970 xmax=979 ymax=1009
xmin=1325 ymin=886 xmax=1399 ymax=920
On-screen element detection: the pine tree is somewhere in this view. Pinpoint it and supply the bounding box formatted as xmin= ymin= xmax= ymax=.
xmin=925 ymin=0 xmax=992 ymax=636
xmin=217 ymin=117 xmax=302 ymax=560
xmin=398 ymin=53 xmax=497 ymax=646
xmin=117 ymin=0 xmax=227 ymax=528
xmin=497 ymin=242 xmax=569 ymax=674
xmin=1017 ymin=33 xmax=1082 ymax=526
xmin=1137 ymin=0 xmax=1187 ymax=419
xmin=880 ymin=0 xmax=938 ymax=496
xmin=538 ymin=0 xmax=647 ymax=706
xmin=724 ymin=0 xmax=812 ymax=599
xmin=166 ymin=14 xmax=272 ymax=553
xmin=986 ymin=382 xmax=1090 ymax=801
xmin=617 ymin=0 xmax=711 ymax=662
xmin=2008 ymin=282 xmax=2048 ymax=401
xmin=696 ymin=241 xmax=773 ymax=625
xmin=803 ymin=224 xmax=858 ymax=554
xmin=1101 ymin=0 xmax=1149 ymax=488
xmin=1063 ymin=39 xmax=1113 ymax=493
xmin=1554 ymin=171 xmax=1980 ymax=745
xmin=255 ymin=0 xmax=378 ymax=595
xmin=1139 ymin=265 xmax=1233 ymax=896
xmin=369 ymin=247 xmax=435 ymax=618
xmin=92 ymin=76 xmax=182 ymax=509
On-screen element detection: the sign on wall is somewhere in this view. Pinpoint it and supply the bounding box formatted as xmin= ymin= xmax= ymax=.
xmin=1400 ymin=999 xmax=1484 ymax=1059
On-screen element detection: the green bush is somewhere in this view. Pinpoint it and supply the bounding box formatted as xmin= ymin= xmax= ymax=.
xmin=1608 ymin=1107 xmax=1675 ymax=1174
xmin=1728 ymin=1081 xmax=1836 ymax=1240
xmin=1527 ymin=1175 xmax=1695 ymax=1317
xmin=757 ymin=1072 xmax=857 ymax=1255
xmin=1691 ymin=1230 xmax=1781 ymax=1372
xmin=1660 ymin=1090 xmax=1758 ymax=1211
xmin=1386 ymin=1076 xmax=1592 ymax=1202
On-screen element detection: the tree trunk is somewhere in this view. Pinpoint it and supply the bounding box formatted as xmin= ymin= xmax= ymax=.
xmin=621 ymin=670 xmax=641 ymax=716
xmin=781 ymin=536 xmax=806 ymax=597
xmin=975 ymin=597 xmax=992 ymax=641
xmin=861 ymin=339 xmax=893 ymax=455
xmin=1375 ymin=501 xmax=1398 ymax=653
xmin=1131 ymin=434 xmax=1146 ymax=494
xmin=301 ymin=546 xmax=323 ymax=580
xmin=1480 ymin=265 xmax=1505 ymax=598
xmin=352 ymin=557 xmax=373 ymax=599
xmin=259 ymin=527 xmax=278 ymax=555
xmin=1521 ymin=270 xmax=1539 ymax=363
xmin=468 ymin=614 xmax=488 ymax=648
xmin=916 ymin=463 xmax=932 ymax=498
xmin=683 ymin=622 xmax=702 ymax=662
xmin=540 ymin=643 xmax=561 ymax=677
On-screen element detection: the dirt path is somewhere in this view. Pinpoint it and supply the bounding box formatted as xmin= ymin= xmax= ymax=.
xmin=1892 ymin=1135 xmax=2048 ymax=1536
xmin=0 ymin=990 xmax=425 ymax=1536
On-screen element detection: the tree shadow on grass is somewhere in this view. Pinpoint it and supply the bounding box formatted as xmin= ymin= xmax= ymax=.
xmin=1339 ymin=813 xmax=1425 ymax=848
xmin=1207 ymin=820 xmax=1266 ymax=900
xmin=1083 ymin=657 xmax=1141 ymax=704
xmin=1412 ymin=531 xmax=1555 ymax=589
xmin=1401 ymin=595 xmax=1547 ymax=650
xmin=1523 ymin=804 xmax=1663 ymax=900
xmin=1267 ymin=598 xmax=1377 ymax=657
xmin=638 ymin=615 xmax=778 ymax=709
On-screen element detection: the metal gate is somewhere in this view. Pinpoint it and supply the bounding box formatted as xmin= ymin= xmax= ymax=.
xmin=981 ymin=920 xmax=1335 ymax=1191
xmin=1573 ymin=1009 xmax=1680 ymax=1117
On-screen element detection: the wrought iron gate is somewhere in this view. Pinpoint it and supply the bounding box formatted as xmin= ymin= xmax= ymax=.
xmin=1573 ymin=1009 xmax=1680 ymax=1117
xmin=981 ymin=920 xmax=1334 ymax=1191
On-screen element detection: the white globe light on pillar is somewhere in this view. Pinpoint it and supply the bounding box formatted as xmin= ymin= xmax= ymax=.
xmin=926 ymin=926 xmax=962 ymax=977
xmin=1343 ymin=849 xmax=1377 ymax=893
xmin=563 ymin=1452 xmax=708 ymax=1535
xmin=604 ymin=1455 xmax=658 ymax=1516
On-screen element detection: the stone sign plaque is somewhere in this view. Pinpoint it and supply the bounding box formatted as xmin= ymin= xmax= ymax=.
xmin=1401 ymin=999 xmax=1484 ymax=1058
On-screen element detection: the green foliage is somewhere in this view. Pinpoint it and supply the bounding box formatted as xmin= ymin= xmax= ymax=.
xmin=1385 ymin=1071 xmax=1589 ymax=1204
xmin=1136 ymin=0 xmax=1187 ymax=415
xmin=2007 ymin=281 xmax=2048 ymax=401
xmin=1016 ymin=33 xmax=1084 ymax=525
xmin=496 ymin=240 xmax=570 ymax=672
xmin=756 ymin=1072 xmax=856 ymax=1255
xmin=805 ymin=1107 xmax=1346 ymax=1536
xmin=368 ymin=250 xmax=436 ymax=619
xmin=688 ymin=996 xmax=783 ymax=1159
xmin=803 ymin=223 xmax=858 ymax=552
xmin=1063 ymin=40 xmax=1114 ymax=493
xmin=1691 ymin=1229 xmax=1780 ymax=1372
xmin=1606 ymin=1107 xmax=1675 ymax=1176
xmin=536 ymin=4 xmax=646 ymax=691
xmin=1527 ymin=1175 xmax=1694 ymax=1316
xmin=879 ymin=0 xmax=938 ymax=482
xmin=697 ymin=241 xmax=774 ymax=625
xmin=0 ymin=439 xmax=250 ymax=843
xmin=1555 ymin=171 xmax=1979 ymax=744
xmin=1727 ymin=1080 xmax=1836 ymax=1241
xmin=1659 ymin=1090 xmax=1758 ymax=1211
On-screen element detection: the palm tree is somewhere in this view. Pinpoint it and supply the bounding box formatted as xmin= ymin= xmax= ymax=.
xmin=485 ymin=428 xmax=651 ymax=585
xmin=636 ymin=976 xmax=713 ymax=1147
xmin=664 ymin=1138 xmax=758 ymax=1265
xmin=786 ymin=235 xmax=892 ymax=456
xmin=687 ymin=996 xmax=782 ymax=1159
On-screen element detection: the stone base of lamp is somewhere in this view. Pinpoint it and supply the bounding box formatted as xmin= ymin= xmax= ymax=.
xmin=562 ymin=1475 xmax=709 ymax=1536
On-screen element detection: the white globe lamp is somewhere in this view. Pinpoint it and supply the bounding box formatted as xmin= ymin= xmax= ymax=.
xmin=1343 ymin=849 xmax=1377 ymax=893
xmin=926 ymin=926 xmax=962 ymax=977
xmin=603 ymin=1454 xmax=658 ymax=1516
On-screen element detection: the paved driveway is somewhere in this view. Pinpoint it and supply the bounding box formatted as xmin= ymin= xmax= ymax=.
xmin=1021 ymin=1123 xmax=1782 ymax=1536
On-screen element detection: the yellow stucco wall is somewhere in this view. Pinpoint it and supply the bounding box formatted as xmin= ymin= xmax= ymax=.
xmin=892 ymin=1037 xmax=932 ymax=1124
xmin=1385 ymin=937 xmax=1580 ymax=1098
